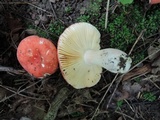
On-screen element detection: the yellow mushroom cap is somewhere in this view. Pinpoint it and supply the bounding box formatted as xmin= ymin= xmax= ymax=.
xmin=57 ymin=22 xmax=102 ymax=89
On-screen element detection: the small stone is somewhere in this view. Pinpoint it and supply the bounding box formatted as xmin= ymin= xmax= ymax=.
xmin=50 ymin=0 xmax=56 ymax=3
xmin=39 ymin=15 xmax=49 ymax=24
xmin=80 ymin=7 xmax=86 ymax=14
xmin=31 ymin=13 xmax=36 ymax=19
xmin=34 ymin=20 xmax=40 ymax=25
xmin=20 ymin=116 xmax=32 ymax=120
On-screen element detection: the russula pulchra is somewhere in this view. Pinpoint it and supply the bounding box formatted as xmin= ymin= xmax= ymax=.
xmin=17 ymin=35 xmax=58 ymax=78
xmin=149 ymin=0 xmax=160 ymax=4
xmin=58 ymin=22 xmax=132 ymax=89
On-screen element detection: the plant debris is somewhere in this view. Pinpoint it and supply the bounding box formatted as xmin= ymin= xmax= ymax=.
xmin=0 ymin=0 xmax=160 ymax=120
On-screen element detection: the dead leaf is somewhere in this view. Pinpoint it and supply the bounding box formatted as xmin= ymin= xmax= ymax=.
xmin=148 ymin=45 xmax=160 ymax=61
xmin=114 ymin=91 xmax=128 ymax=101
xmin=50 ymin=0 xmax=59 ymax=3
xmin=74 ymin=96 xmax=84 ymax=104
xmin=117 ymin=116 xmax=123 ymax=120
xmin=152 ymin=57 xmax=160 ymax=74
xmin=16 ymin=101 xmax=33 ymax=115
xmin=147 ymin=43 xmax=160 ymax=74
xmin=5 ymin=13 xmax=23 ymax=32
xmin=123 ymin=64 xmax=151 ymax=81
xmin=20 ymin=29 xmax=37 ymax=39
xmin=0 ymin=87 xmax=8 ymax=100
xmin=80 ymin=89 xmax=93 ymax=100
xmin=123 ymin=82 xmax=142 ymax=95
xmin=30 ymin=101 xmax=46 ymax=120
xmin=20 ymin=117 xmax=32 ymax=120
xmin=113 ymin=81 xmax=142 ymax=100
xmin=58 ymin=104 xmax=85 ymax=118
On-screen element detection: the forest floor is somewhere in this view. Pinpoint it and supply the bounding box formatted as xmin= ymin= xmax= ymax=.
xmin=0 ymin=0 xmax=160 ymax=120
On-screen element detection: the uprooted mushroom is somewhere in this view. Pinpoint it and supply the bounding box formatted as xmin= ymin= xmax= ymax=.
xmin=58 ymin=22 xmax=132 ymax=89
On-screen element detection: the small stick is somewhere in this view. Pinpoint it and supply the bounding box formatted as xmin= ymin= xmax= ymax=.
xmin=27 ymin=2 xmax=52 ymax=14
xmin=128 ymin=29 xmax=146 ymax=55
xmin=1 ymin=1 xmax=53 ymax=14
xmin=0 ymin=1 xmax=38 ymax=5
xmin=128 ymin=49 xmax=160 ymax=72
xmin=115 ymin=110 xmax=135 ymax=120
xmin=49 ymin=1 xmax=58 ymax=20
xmin=106 ymin=75 xmax=123 ymax=109
xmin=0 ymin=84 xmax=47 ymax=100
xmin=105 ymin=0 xmax=110 ymax=29
xmin=0 ymin=66 xmax=25 ymax=75
xmin=91 ymin=73 xmax=119 ymax=120
xmin=0 ymin=79 xmax=42 ymax=102
xmin=43 ymin=87 xmax=70 ymax=120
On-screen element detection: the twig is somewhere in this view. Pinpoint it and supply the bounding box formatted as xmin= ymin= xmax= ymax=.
xmin=10 ymin=27 xmax=23 ymax=49
xmin=137 ymin=106 xmax=146 ymax=120
xmin=115 ymin=110 xmax=135 ymax=120
xmin=0 ymin=1 xmax=38 ymax=5
xmin=129 ymin=49 xmax=160 ymax=72
xmin=49 ymin=1 xmax=58 ymax=20
xmin=0 ymin=66 xmax=25 ymax=75
xmin=1 ymin=1 xmax=53 ymax=14
xmin=91 ymin=73 xmax=119 ymax=120
xmin=27 ymin=2 xmax=52 ymax=14
xmin=43 ymin=87 xmax=70 ymax=120
xmin=124 ymin=99 xmax=134 ymax=112
xmin=128 ymin=29 xmax=146 ymax=55
xmin=106 ymin=75 xmax=123 ymax=109
xmin=14 ymin=79 xmax=28 ymax=86
xmin=105 ymin=0 xmax=110 ymax=29
xmin=143 ymin=74 xmax=160 ymax=90
xmin=0 ymin=84 xmax=47 ymax=100
xmin=0 ymin=85 xmax=46 ymax=100
xmin=0 ymin=79 xmax=42 ymax=102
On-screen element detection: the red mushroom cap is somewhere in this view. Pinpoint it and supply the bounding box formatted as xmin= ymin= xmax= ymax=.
xmin=149 ymin=0 xmax=160 ymax=4
xmin=17 ymin=35 xmax=58 ymax=78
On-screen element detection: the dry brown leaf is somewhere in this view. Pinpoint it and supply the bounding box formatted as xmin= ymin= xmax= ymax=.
xmin=122 ymin=64 xmax=151 ymax=81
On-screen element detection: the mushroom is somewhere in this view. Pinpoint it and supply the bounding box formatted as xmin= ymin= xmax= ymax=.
xmin=17 ymin=35 xmax=58 ymax=78
xmin=58 ymin=22 xmax=132 ymax=89
xmin=149 ymin=0 xmax=160 ymax=4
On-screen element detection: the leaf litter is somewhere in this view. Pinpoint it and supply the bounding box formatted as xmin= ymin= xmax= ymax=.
xmin=0 ymin=0 xmax=160 ymax=120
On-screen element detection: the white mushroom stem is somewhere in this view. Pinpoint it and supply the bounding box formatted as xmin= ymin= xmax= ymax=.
xmin=84 ymin=48 xmax=132 ymax=73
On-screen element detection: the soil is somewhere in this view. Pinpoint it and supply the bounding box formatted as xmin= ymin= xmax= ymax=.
xmin=0 ymin=0 xmax=160 ymax=120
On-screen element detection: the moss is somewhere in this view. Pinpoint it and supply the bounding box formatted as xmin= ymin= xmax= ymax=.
xmin=87 ymin=0 xmax=102 ymax=17
xmin=76 ymin=0 xmax=102 ymax=23
xmin=27 ymin=20 xmax=65 ymax=41
xmin=107 ymin=12 xmax=136 ymax=51
xmin=129 ymin=5 xmax=160 ymax=37
xmin=76 ymin=15 xmax=90 ymax=22
xmin=105 ymin=4 xmax=160 ymax=65
xmin=48 ymin=21 xmax=65 ymax=37
xmin=27 ymin=25 xmax=49 ymax=38
xmin=107 ymin=4 xmax=160 ymax=52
